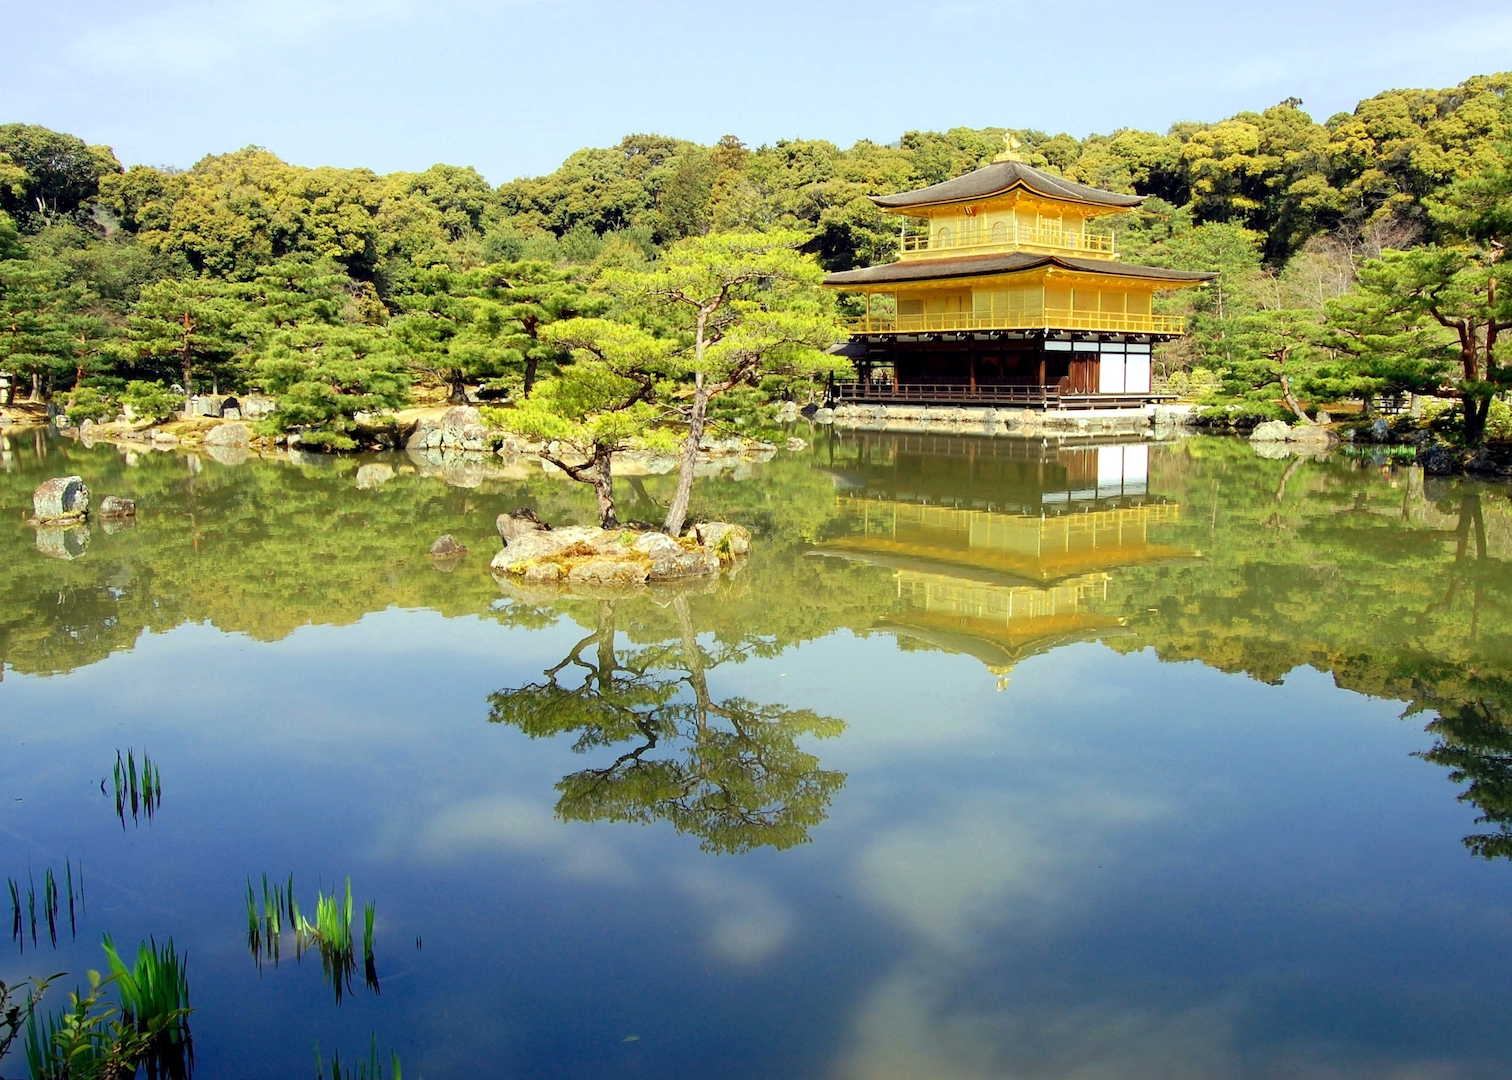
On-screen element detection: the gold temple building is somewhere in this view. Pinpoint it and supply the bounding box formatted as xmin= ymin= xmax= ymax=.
xmin=822 ymin=139 xmax=1217 ymax=408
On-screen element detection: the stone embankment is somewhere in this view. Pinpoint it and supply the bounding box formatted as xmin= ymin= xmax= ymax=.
xmin=1247 ymin=414 xmax=1512 ymax=477
xmin=489 ymin=509 xmax=750 ymax=587
xmin=827 ymin=402 xmax=1196 ymax=439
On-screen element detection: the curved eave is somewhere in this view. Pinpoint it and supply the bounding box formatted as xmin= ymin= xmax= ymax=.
xmin=823 ymin=254 xmax=1219 ymax=290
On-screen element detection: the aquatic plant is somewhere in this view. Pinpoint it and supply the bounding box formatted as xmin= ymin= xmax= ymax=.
xmin=315 ymin=1033 xmax=402 ymax=1080
xmin=244 ymin=876 xmax=378 ymax=1002
xmin=21 ymin=967 xmax=184 ymax=1080
xmin=307 ymin=880 xmax=357 ymax=1004
xmin=1340 ymin=443 xmax=1418 ymax=463
xmin=101 ymin=934 xmax=193 ymax=1080
xmin=362 ymin=902 xmax=378 ymax=994
xmin=7 ymin=863 xmax=83 ymax=953
xmin=110 ymin=749 xmax=163 ymax=827
xmin=245 ymin=873 xmax=300 ymax=970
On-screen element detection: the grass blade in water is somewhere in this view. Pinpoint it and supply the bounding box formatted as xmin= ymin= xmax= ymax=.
xmin=103 ymin=933 xmax=194 ymax=1079
xmin=363 ymin=901 xmax=379 ymax=995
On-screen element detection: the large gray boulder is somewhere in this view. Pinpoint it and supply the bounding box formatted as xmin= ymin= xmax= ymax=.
xmin=1249 ymin=420 xmax=1292 ymax=443
xmin=1420 ymin=444 xmax=1456 ymax=475
xmin=635 ymin=532 xmax=716 ymax=580
xmin=33 ymin=476 xmax=89 ymax=523
xmin=489 ymin=526 xmax=603 ymax=571
xmin=205 ymin=422 xmax=250 ymax=448
xmin=406 ymin=420 xmax=440 ymax=451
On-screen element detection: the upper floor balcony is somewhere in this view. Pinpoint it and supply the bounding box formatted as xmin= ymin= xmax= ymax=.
xmin=843 ymin=309 xmax=1185 ymax=336
xmin=900 ymin=219 xmax=1118 ymax=262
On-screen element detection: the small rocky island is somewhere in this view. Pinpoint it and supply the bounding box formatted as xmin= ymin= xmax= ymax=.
xmin=491 ymin=510 xmax=750 ymax=585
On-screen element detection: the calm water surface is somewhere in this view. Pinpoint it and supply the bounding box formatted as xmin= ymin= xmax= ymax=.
xmin=2 ymin=428 xmax=1510 ymax=1078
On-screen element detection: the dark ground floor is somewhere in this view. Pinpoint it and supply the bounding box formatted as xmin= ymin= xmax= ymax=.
xmin=833 ymin=333 xmax=1170 ymax=407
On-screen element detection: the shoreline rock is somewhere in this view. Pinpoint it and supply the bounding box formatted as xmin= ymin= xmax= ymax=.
xmin=98 ymin=496 xmax=136 ymax=519
xmin=488 ymin=518 xmax=750 ymax=585
xmin=32 ymin=476 xmax=90 ymax=524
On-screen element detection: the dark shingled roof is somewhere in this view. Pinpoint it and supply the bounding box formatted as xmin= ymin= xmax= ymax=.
xmin=824 ymin=253 xmax=1218 ymax=287
xmin=872 ymin=160 xmax=1145 ymax=210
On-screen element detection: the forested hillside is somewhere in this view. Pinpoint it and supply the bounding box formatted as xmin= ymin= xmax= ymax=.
xmin=1 ymin=70 xmax=1509 ymax=443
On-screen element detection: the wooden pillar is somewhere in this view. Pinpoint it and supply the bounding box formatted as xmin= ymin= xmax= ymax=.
xmin=969 ymin=341 xmax=977 ymax=394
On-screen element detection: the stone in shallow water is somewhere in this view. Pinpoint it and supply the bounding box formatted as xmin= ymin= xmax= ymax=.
xmin=430 ymin=534 xmax=467 ymax=557
xmin=98 ymin=496 xmax=136 ymax=518
xmin=33 ymin=476 xmax=89 ymax=522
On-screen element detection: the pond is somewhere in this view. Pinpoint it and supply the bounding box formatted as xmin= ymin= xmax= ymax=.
xmin=2 ymin=427 xmax=1510 ymax=1078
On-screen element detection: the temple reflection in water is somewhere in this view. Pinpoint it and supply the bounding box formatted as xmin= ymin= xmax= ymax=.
xmin=818 ymin=433 xmax=1191 ymax=680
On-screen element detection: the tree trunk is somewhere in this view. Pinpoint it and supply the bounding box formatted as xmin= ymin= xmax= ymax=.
xmin=447 ymin=372 xmax=470 ymax=405
xmin=591 ymin=443 xmax=618 ymax=528
xmin=182 ymin=353 xmax=194 ymax=407
xmin=542 ymin=446 xmax=620 ymax=528
xmin=523 ymin=356 xmax=539 ymax=397
xmin=1278 ymin=372 xmax=1311 ymax=424
xmin=30 ymin=371 xmax=41 ymax=401
xmin=1464 ymin=394 xmax=1492 ymax=447
xmin=662 ymin=380 xmax=709 ymax=537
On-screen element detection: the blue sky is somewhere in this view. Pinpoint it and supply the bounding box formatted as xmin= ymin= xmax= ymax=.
xmin=4 ymin=0 xmax=1510 ymax=184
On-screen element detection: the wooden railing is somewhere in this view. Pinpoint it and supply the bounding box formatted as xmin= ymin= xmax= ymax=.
xmin=832 ymin=382 xmax=1171 ymax=409
xmin=901 ymin=221 xmax=1117 ymax=260
xmin=844 ymin=309 xmax=1185 ymax=336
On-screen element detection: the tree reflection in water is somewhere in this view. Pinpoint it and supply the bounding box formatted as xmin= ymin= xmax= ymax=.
xmin=488 ymin=594 xmax=846 ymax=853
xmin=1411 ymin=492 xmax=1512 ymax=858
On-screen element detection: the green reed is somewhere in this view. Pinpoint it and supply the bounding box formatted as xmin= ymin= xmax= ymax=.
xmin=244 ymin=875 xmax=378 ymax=1002
xmin=7 ymin=860 xmax=82 ymax=952
xmin=316 ymin=1033 xmax=402 ymax=1080
xmin=111 ymin=748 xmax=163 ymax=827
xmin=102 ymin=933 xmax=194 ymax=1080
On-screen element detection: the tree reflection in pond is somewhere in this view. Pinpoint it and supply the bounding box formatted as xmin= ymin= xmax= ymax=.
xmin=488 ymin=594 xmax=846 ymax=853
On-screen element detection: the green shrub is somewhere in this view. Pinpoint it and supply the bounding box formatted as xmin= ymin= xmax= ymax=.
xmin=120 ymin=381 xmax=181 ymax=424
xmin=65 ymin=386 xmax=117 ymax=424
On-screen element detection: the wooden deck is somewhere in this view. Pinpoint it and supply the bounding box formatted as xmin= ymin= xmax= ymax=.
xmin=832 ymin=382 xmax=1173 ymax=410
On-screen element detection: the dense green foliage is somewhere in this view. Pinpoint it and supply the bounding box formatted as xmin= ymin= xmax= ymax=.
xmin=3 ymin=72 xmax=1510 ymax=441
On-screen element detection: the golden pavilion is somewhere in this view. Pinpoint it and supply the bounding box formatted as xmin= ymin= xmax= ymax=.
xmin=823 ymin=139 xmax=1216 ymax=407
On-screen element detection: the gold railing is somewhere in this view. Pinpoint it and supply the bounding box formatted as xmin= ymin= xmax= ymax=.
xmin=845 ymin=309 xmax=1185 ymax=335
xmin=900 ymin=222 xmax=1116 ymax=261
